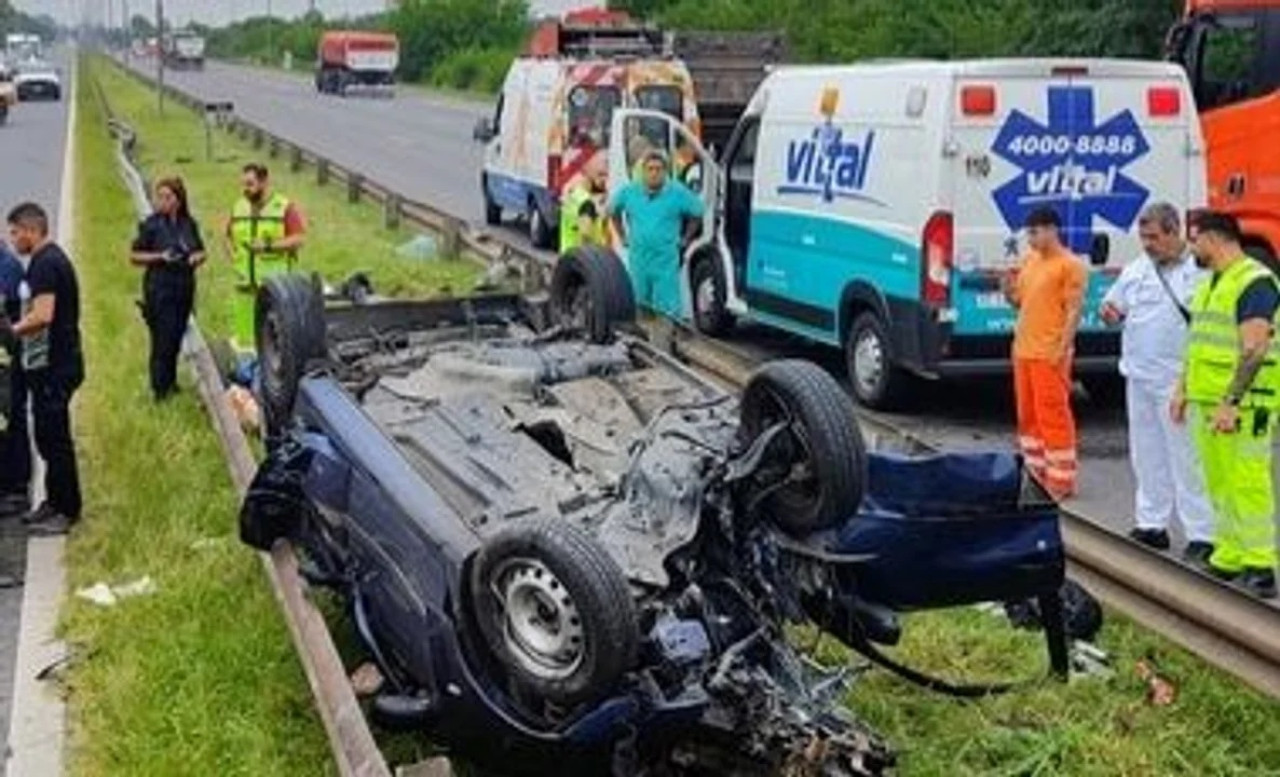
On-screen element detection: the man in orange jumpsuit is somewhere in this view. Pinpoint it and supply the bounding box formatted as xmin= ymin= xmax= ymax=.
xmin=1002 ymin=207 xmax=1088 ymax=499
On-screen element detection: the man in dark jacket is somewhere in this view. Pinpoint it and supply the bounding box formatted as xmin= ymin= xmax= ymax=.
xmin=0 ymin=239 xmax=29 ymax=517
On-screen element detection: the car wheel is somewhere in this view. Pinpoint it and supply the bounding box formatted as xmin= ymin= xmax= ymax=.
xmin=470 ymin=518 xmax=638 ymax=710
xmin=740 ymin=359 xmax=868 ymax=535
xmin=549 ymin=246 xmax=636 ymax=344
xmin=256 ymin=273 xmax=327 ymax=439
xmin=529 ymin=202 xmax=554 ymax=249
xmin=482 ymin=176 xmax=501 ymax=226
xmin=846 ymin=311 xmax=912 ymax=410
xmin=691 ymin=252 xmax=733 ymax=336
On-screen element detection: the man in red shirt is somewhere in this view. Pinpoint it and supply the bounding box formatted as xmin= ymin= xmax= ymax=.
xmin=1002 ymin=207 xmax=1088 ymax=499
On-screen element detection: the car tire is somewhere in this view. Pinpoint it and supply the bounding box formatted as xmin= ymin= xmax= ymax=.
xmin=549 ymin=247 xmax=636 ymax=344
xmin=529 ymin=201 xmax=554 ymax=250
xmin=470 ymin=518 xmax=639 ymax=710
xmin=846 ymin=311 xmax=912 ymax=410
xmin=1245 ymin=242 xmax=1280 ymax=277
xmin=740 ymin=359 xmax=868 ymax=535
xmin=256 ymin=273 xmax=328 ymax=439
xmin=482 ymin=176 xmax=501 ymax=226
xmin=691 ymin=252 xmax=733 ymax=336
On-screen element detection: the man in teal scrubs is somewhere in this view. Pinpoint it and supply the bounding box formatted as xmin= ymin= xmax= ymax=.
xmin=607 ymin=149 xmax=704 ymax=318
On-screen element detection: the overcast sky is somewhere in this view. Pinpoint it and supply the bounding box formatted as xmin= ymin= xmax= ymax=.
xmin=16 ymin=0 xmax=594 ymax=27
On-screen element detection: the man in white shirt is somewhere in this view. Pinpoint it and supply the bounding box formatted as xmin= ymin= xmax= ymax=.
xmin=1101 ymin=202 xmax=1215 ymax=564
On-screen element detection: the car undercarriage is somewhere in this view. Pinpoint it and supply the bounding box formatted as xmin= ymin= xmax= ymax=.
xmin=240 ymin=250 xmax=1071 ymax=776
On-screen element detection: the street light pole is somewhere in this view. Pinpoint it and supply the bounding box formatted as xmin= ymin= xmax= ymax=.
xmin=266 ymin=0 xmax=273 ymax=67
xmin=156 ymin=0 xmax=165 ymax=115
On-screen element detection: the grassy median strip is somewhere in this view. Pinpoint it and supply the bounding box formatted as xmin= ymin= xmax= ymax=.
xmin=65 ymin=60 xmax=336 ymax=776
xmin=92 ymin=58 xmax=481 ymax=349
xmin=82 ymin=59 xmax=1280 ymax=777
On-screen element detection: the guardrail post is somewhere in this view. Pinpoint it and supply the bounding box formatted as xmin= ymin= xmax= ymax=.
xmin=348 ymin=174 xmax=363 ymax=204
xmin=290 ymin=146 xmax=304 ymax=173
xmin=269 ymin=138 xmax=281 ymax=159
xmin=440 ymin=218 xmax=461 ymax=258
xmin=317 ymin=159 xmax=330 ymax=186
xmin=253 ymin=128 xmax=265 ymax=150
xmin=384 ymin=194 xmax=402 ymax=230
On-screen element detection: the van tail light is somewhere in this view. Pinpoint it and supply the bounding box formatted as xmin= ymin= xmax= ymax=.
xmin=1148 ymin=86 xmax=1181 ymax=117
xmin=922 ymin=211 xmax=954 ymax=308
xmin=547 ymin=154 xmax=563 ymax=194
xmin=960 ymin=85 xmax=996 ymax=116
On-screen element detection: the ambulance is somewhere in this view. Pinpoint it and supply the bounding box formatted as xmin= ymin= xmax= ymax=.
xmin=605 ymin=59 xmax=1207 ymax=408
xmin=474 ymin=10 xmax=701 ymax=250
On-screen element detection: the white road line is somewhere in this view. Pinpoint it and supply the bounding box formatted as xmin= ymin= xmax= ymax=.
xmin=4 ymin=50 xmax=76 ymax=777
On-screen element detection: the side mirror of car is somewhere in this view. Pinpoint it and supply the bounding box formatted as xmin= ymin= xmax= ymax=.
xmin=473 ymin=117 xmax=497 ymax=143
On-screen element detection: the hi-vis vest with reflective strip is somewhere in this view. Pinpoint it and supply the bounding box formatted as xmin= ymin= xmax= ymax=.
xmin=230 ymin=193 xmax=292 ymax=285
xmin=1186 ymin=256 xmax=1280 ymax=409
xmin=559 ymin=184 xmax=607 ymax=252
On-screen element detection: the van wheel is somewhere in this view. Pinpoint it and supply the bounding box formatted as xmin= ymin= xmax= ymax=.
xmin=740 ymin=360 xmax=868 ymax=535
xmin=691 ymin=253 xmax=733 ymax=336
xmin=529 ymin=202 xmax=554 ymax=250
xmin=1245 ymin=243 xmax=1280 ymax=277
xmin=846 ymin=311 xmax=912 ymax=410
xmin=482 ymin=177 xmax=502 ymax=227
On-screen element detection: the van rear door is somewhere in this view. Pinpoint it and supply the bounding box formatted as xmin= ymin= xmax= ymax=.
xmin=948 ymin=60 xmax=1201 ymax=344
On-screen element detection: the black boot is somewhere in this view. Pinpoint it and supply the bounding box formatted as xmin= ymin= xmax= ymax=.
xmin=1129 ymin=527 xmax=1170 ymax=551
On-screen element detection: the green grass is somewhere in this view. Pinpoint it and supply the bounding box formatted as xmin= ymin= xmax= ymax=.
xmin=94 ymin=57 xmax=481 ymax=348
xmin=65 ymin=59 xmax=335 ymax=776
xmin=78 ymin=56 xmax=1280 ymax=777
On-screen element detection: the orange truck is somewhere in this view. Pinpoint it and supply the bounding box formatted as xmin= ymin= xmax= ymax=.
xmin=315 ymin=31 xmax=400 ymax=96
xmin=1167 ymin=0 xmax=1280 ymax=270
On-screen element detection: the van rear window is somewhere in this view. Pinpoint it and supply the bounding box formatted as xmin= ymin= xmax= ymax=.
xmin=568 ymin=85 xmax=623 ymax=148
xmin=636 ymin=85 xmax=683 ymax=120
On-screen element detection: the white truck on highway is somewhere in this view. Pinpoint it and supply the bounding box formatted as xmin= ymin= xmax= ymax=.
xmin=602 ymin=59 xmax=1207 ymax=409
xmin=5 ymin=33 xmax=41 ymax=63
xmin=163 ymin=29 xmax=206 ymax=71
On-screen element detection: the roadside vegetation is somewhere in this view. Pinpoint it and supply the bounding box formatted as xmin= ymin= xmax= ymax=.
xmin=66 ymin=57 xmax=333 ymax=776
xmin=76 ymin=53 xmax=1280 ymax=776
xmin=92 ymin=58 xmax=480 ymax=347
xmin=180 ymin=0 xmax=1183 ymax=98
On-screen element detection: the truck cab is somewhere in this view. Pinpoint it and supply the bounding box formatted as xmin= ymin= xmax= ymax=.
xmin=608 ymin=60 xmax=1206 ymax=409
xmin=1167 ymin=0 xmax=1280 ymax=272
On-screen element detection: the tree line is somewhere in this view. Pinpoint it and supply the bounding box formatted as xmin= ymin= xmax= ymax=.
xmin=193 ymin=0 xmax=1186 ymax=94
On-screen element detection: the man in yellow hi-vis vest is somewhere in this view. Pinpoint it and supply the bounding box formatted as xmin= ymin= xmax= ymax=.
xmin=223 ymin=163 xmax=306 ymax=352
xmin=1172 ymin=211 xmax=1279 ymax=599
xmin=559 ymin=155 xmax=609 ymax=254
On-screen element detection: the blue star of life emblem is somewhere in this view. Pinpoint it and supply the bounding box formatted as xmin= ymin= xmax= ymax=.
xmin=991 ymin=87 xmax=1151 ymax=253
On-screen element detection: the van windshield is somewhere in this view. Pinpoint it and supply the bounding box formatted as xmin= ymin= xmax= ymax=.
xmin=568 ymin=85 xmax=623 ymax=148
xmin=635 ymin=85 xmax=683 ymax=119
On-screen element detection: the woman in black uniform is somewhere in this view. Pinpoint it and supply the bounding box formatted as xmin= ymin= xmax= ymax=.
xmin=130 ymin=177 xmax=206 ymax=400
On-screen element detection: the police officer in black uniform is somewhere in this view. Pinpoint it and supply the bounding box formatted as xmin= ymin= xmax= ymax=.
xmin=130 ymin=177 xmax=206 ymax=400
xmin=0 ymin=238 xmax=30 ymax=521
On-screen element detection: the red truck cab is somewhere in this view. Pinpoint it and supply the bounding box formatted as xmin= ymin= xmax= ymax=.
xmin=1168 ymin=0 xmax=1280 ymax=270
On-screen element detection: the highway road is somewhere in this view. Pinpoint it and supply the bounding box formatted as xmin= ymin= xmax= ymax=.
xmin=119 ymin=57 xmax=1280 ymax=564
xmin=141 ymin=58 xmax=493 ymax=224
xmin=0 ymin=74 xmax=70 ymax=768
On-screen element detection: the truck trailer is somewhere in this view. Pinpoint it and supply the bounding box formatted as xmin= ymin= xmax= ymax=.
xmin=315 ymin=31 xmax=399 ymax=97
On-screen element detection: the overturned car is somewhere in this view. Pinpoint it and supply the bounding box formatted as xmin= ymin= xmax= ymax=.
xmin=240 ymin=249 xmax=1072 ymax=776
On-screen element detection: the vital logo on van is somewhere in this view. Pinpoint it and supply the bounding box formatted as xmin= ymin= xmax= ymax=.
xmin=991 ymin=86 xmax=1151 ymax=252
xmin=776 ymin=123 xmax=886 ymax=207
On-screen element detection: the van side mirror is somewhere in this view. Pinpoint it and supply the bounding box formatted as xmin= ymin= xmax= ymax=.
xmin=473 ymin=117 xmax=496 ymax=143
xmin=1089 ymin=234 xmax=1110 ymax=267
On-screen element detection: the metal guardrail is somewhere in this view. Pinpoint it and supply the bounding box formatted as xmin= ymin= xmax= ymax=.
xmin=100 ymin=54 xmax=1280 ymax=703
xmin=88 ymin=63 xmax=395 ymax=777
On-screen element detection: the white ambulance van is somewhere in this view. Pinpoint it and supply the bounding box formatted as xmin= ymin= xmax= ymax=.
xmin=474 ymin=10 xmax=699 ymax=250
xmin=606 ymin=59 xmax=1207 ymax=408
